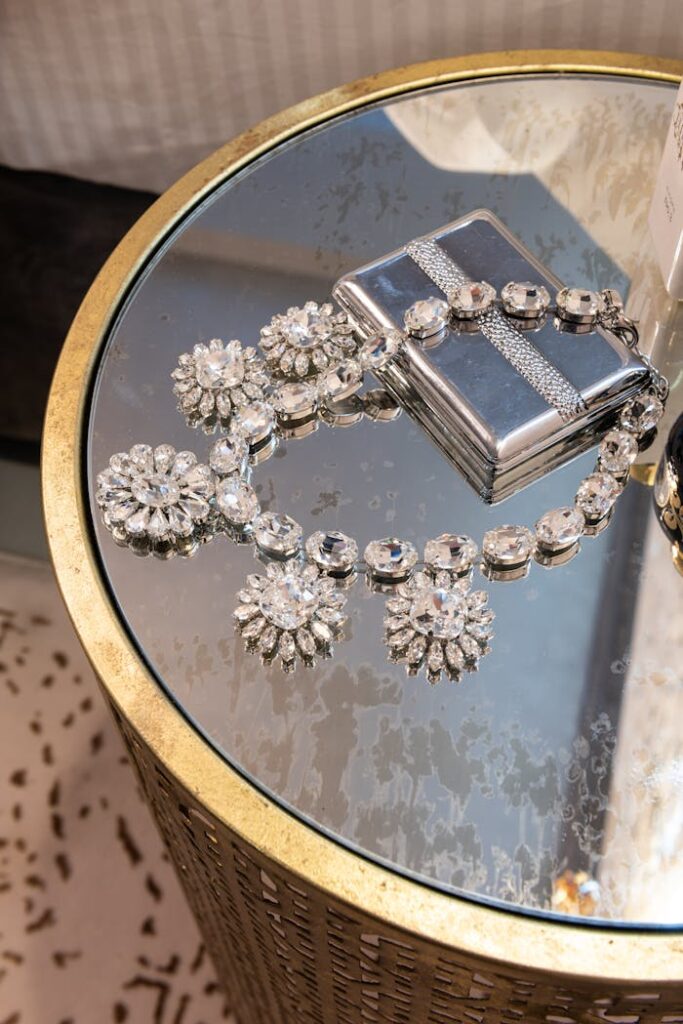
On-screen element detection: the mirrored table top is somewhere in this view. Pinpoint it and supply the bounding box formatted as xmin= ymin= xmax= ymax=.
xmin=87 ymin=71 xmax=683 ymax=927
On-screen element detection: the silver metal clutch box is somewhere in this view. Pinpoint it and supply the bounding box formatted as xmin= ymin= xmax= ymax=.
xmin=333 ymin=210 xmax=650 ymax=503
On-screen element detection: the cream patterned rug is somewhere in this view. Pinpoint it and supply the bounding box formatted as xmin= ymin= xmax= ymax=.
xmin=0 ymin=553 xmax=233 ymax=1024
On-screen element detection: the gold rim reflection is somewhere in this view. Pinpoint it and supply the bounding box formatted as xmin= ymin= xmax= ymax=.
xmin=42 ymin=51 xmax=683 ymax=984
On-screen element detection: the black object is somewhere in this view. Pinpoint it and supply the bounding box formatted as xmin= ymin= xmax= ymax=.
xmin=653 ymin=410 xmax=683 ymax=560
xmin=0 ymin=165 xmax=156 ymax=455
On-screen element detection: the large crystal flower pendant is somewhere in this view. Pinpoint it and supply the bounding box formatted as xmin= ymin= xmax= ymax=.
xmin=172 ymin=338 xmax=269 ymax=433
xmin=233 ymin=561 xmax=348 ymax=670
xmin=258 ymin=301 xmax=358 ymax=383
xmin=96 ymin=444 xmax=216 ymax=551
xmin=383 ymin=570 xmax=494 ymax=683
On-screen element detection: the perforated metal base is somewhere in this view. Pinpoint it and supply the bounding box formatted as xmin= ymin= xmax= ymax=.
xmin=110 ymin=702 xmax=683 ymax=1024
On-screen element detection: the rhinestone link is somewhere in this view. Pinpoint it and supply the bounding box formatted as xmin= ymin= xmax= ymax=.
xmin=406 ymin=240 xmax=585 ymax=421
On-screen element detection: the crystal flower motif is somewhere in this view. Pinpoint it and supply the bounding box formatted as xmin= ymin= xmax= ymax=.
xmin=233 ymin=562 xmax=348 ymax=670
xmin=96 ymin=444 xmax=215 ymax=544
xmin=172 ymin=339 xmax=269 ymax=430
xmin=258 ymin=301 xmax=358 ymax=381
xmin=383 ymin=571 xmax=494 ymax=683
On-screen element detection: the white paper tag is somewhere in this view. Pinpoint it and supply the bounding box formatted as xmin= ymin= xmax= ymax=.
xmin=649 ymin=79 xmax=683 ymax=300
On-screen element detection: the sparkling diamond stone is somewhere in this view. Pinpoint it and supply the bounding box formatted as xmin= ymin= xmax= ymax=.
xmin=424 ymin=534 xmax=477 ymax=574
xmin=535 ymin=507 xmax=585 ymax=553
xmin=556 ymin=287 xmax=604 ymax=323
xmin=364 ymin=537 xmax=418 ymax=580
xmin=482 ymin=525 xmax=534 ymax=568
xmin=253 ymin=512 xmax=302 ymax=557
xmin=501 ymin=281 xmax=551 ymax=318
xmin=620 ymin=392 xmax=664 ymax=435
xmin=359 ymin=330 xmax=403 ymax=370
xmin=305 ymin=530 xmax=358 ymax=574
xmin=272 ymin=381 xmax=317 ymax=421
xmin=575 ymin=473 xmax=620 ymax=520
xmin=403 ymin=297 xmax=449 ymax=339
xmin=131 ymin=473 xmax=181 ymax=508
xmin=231 ymin=401 xmax=276 ymax=446
xmin=194 ymin=341 xmax=245 ymax=389
xmin=215 ymin=477 xmax=260 ymax=525
xmin=449 ymin=281 xmax=496 ymax=319
xmin=319 ymin=359 xmax=362 ymax=401
xmin=209 ymin=436 xmax=248 ymax=476
xmin=409 ymin=587 xmax=466 ymax=639
xmin=259 ymin=573 xmax=320 ymax=630
xmin=598 ymin=429 xmax=639 ymax=475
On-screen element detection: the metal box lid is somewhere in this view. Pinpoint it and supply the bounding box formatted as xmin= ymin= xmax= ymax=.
xmin=334 ymin=210 xmax=649 ymax=502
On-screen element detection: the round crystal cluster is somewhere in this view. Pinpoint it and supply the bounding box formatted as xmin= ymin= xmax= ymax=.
xmin=172 ymin=339 xmax=269 ymax=429
xmin=259 ymin=301 xmax=358 ymax=381
xmin=383 ymin=571 xmax=494 ymax=682
xmin=233 ymin=562 xmax=348 ymax=669
xmin=96 ymin=444 xmax=214 ymax=544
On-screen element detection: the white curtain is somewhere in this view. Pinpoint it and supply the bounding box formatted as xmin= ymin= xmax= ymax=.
xmin=0 ymin=0 xmax=680 ymax=192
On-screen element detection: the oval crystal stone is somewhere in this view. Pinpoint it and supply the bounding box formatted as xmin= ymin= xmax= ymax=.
xmin=319 ymin=359 xmax=362 ymax=400
xmin=259 ymin=573 xmax=320 ymax=630
xmin=501 ymin=281 xmax=551 ymax=318
xmin=359 ymin=330 xmax=403 ymax=370
xmin=305 ymin=530 xmax=358 ymax=573
xmin=448 ymin=281 xmax=496 ymax=319
xmin=620 ymin=392 xmax=664 ymax=435
xmin=209 ymin=436 xmax=248 ymax=476
xmin=253 ymin=511 xmax=302 ymax=557
xmin=409 ymin=587 xmax=466 ymax=639
xmin=535 ymin=506 xmax=585 ymax=553
xmin=194 ymin=342 xmax=245 ymax=389
xmin=424 ymin=533 xmax=478 ymax=574
xmin=482 ymin=525 xmax=534 ymax=567
xmin=555 ymin=287 xmax=604 ymax=323
xmin=364 ymin=537 xmax=418 ymax=579
xmin=231 ymin=401 xmax=276 ymax=445
xmin=131 ymin=473 xmax=181 ymax=508
xmin=215 ymin=477 xmax=260 ymax=524
xmin=272 ymin=381 xmax=317 ymax=420
xmin=403 ymin=297 xmax=449 ymax=339
xmin=575 ymin=472 xmax=620 ymax=520
xmin=598 ymin=429 xmax=638 ymax=475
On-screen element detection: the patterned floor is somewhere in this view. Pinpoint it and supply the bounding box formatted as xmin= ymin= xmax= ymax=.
xmin=0 ymin=553 xmax=233 ymax=1024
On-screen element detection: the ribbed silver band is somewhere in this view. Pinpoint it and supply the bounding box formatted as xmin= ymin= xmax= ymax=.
xmin=405 ymin=239 xmax=585 ymax=421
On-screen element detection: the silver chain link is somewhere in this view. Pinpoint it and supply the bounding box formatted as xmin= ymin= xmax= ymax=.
xmin=597 ymin=294 xmax=669 ymax=402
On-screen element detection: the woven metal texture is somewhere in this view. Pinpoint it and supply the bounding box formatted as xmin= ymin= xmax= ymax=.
xmin=110 ymin=703 xmax=683 ymax=1024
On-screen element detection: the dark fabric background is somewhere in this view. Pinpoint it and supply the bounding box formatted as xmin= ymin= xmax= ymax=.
xmin=0 ymin=166 xmax=156 ymax=456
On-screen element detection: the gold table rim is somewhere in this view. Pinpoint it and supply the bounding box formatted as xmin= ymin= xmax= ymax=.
xmin=42 ymin=50 xmax=683 ymax=985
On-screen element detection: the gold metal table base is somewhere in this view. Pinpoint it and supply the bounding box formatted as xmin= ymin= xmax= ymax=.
xmin=43 ymin=52 xmax=683 ymax=1022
